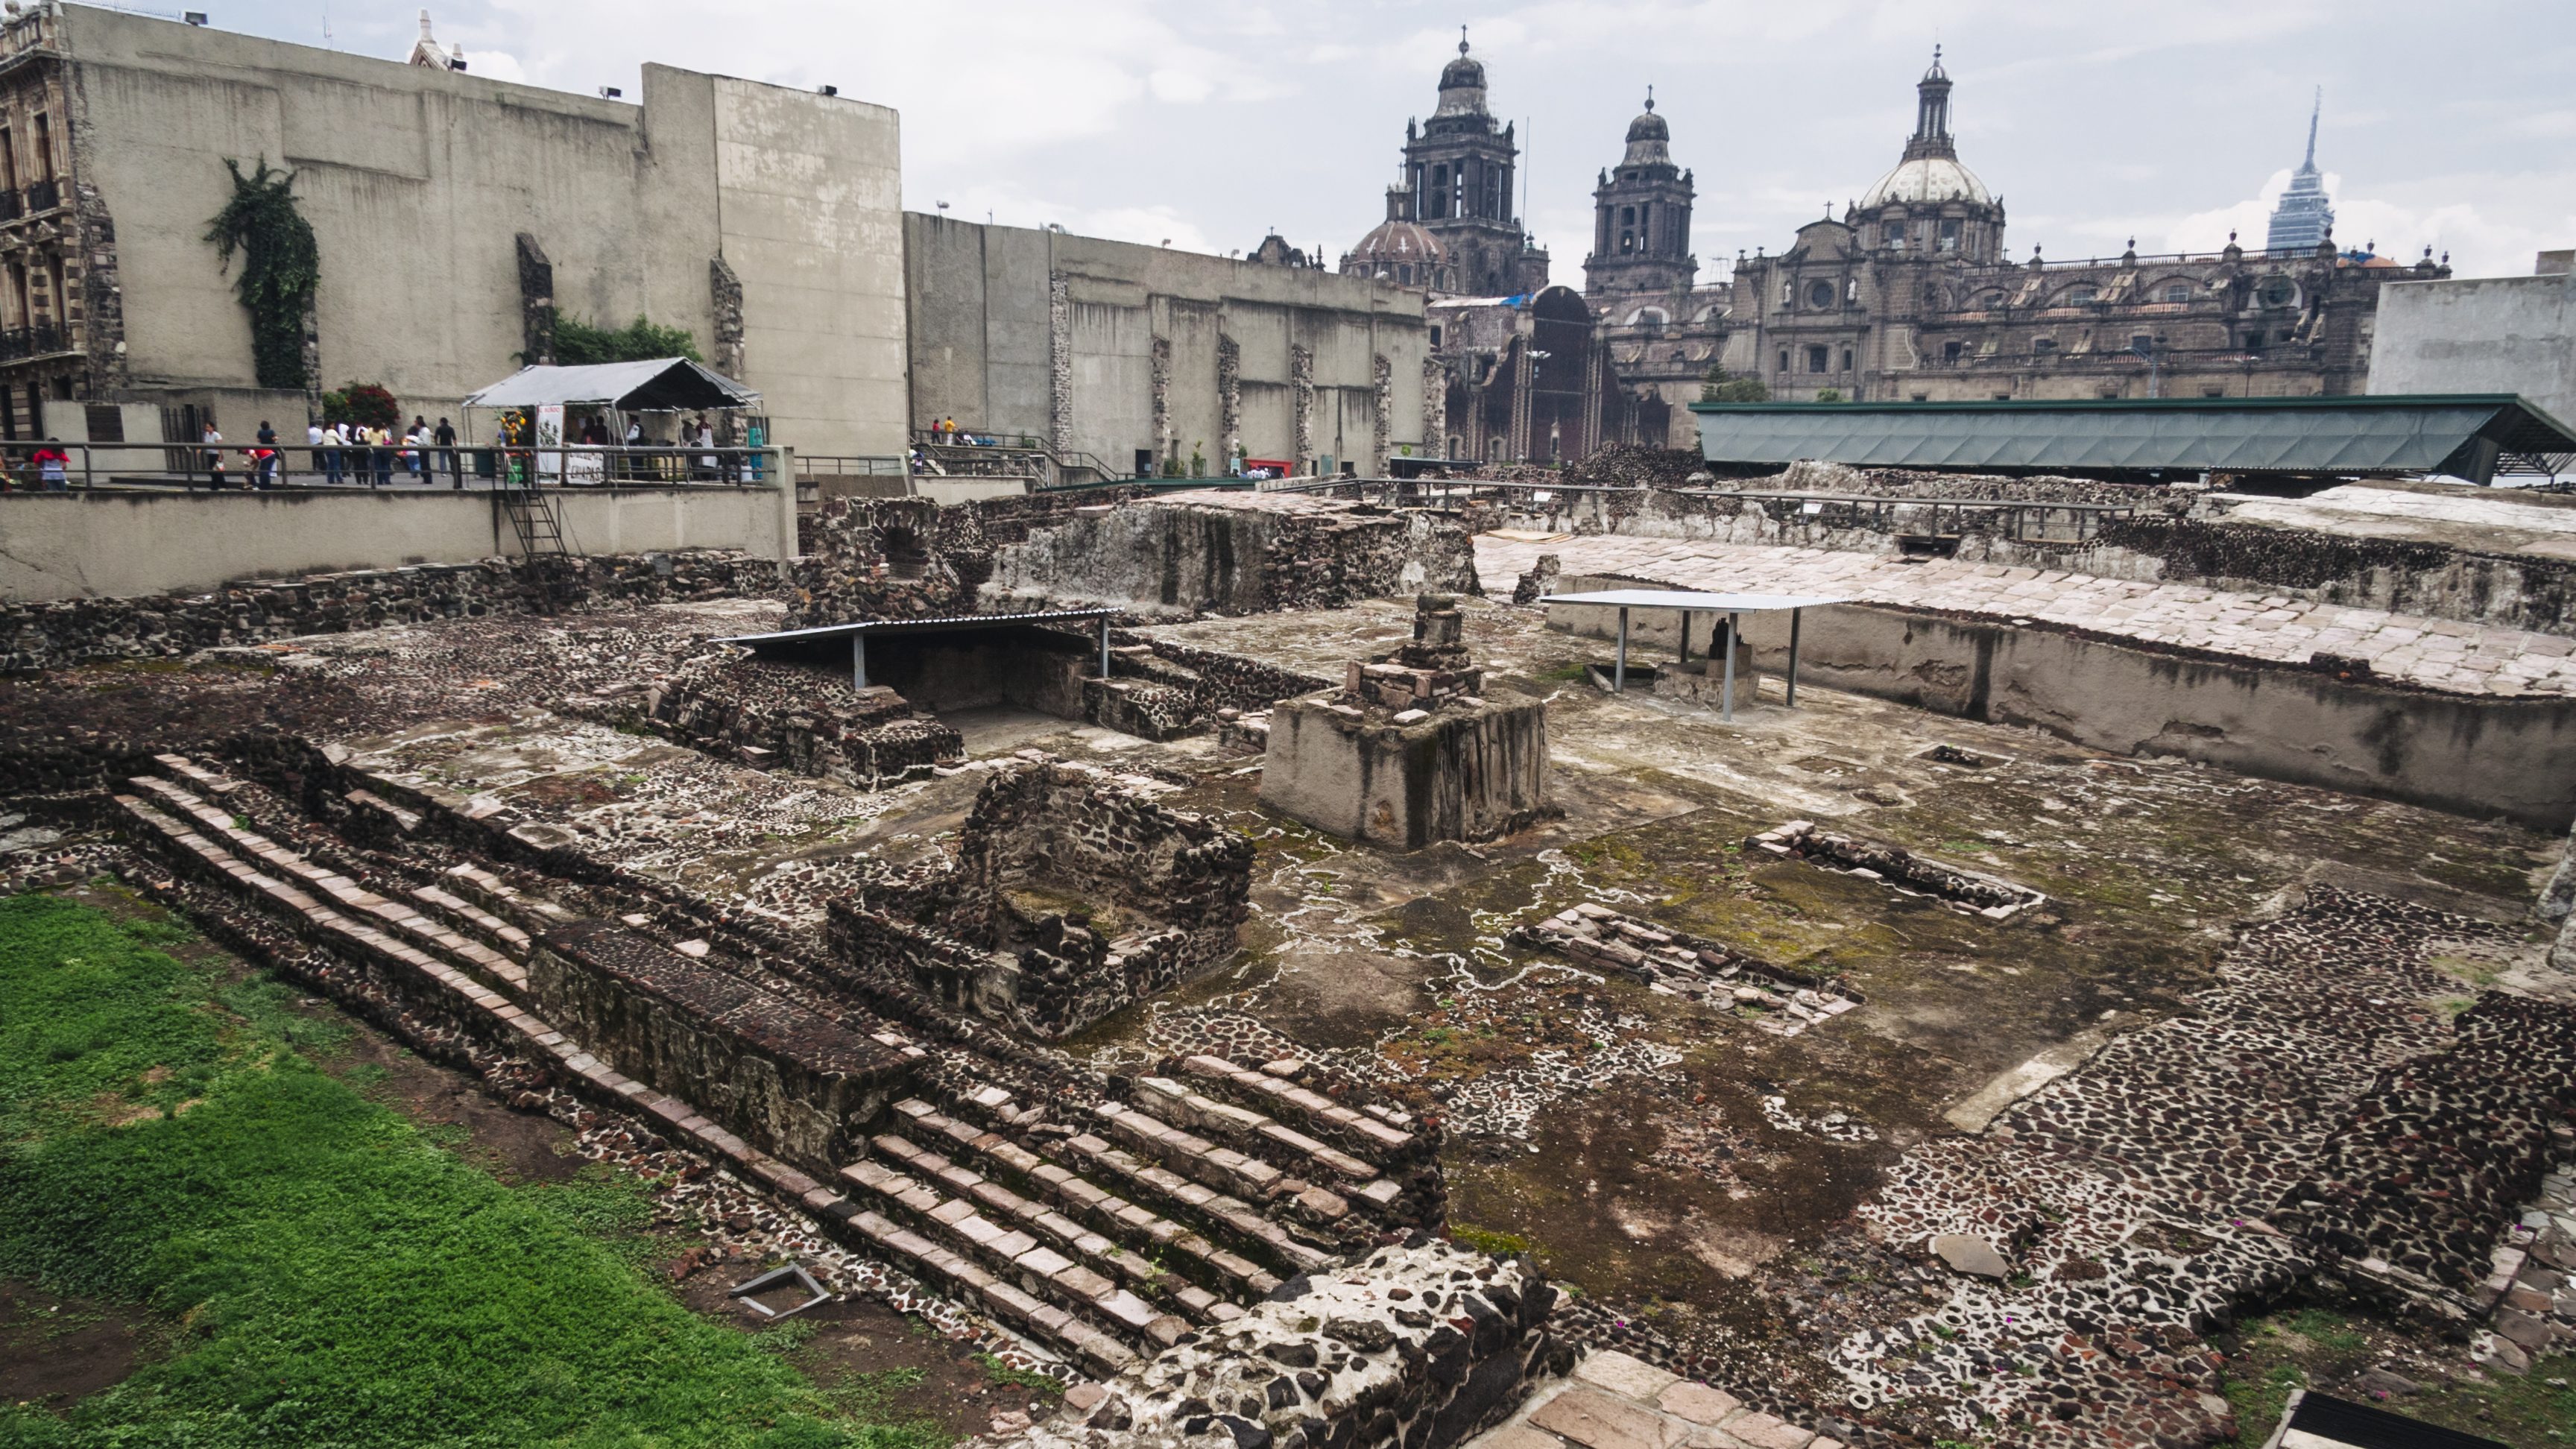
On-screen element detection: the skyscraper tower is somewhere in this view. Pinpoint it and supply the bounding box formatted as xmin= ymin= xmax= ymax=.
xmin=2265 ymin=90 xmax=2335 ymax=253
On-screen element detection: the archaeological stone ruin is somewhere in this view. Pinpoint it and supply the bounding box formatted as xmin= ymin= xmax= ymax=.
xmin=8 ymin=461 xmax=2576 ymax=1449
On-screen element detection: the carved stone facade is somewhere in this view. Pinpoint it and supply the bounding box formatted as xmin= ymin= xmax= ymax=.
xmin=1216 ymin=332 xmax=1240 ymax=470
xmin=0 ymin=8 xmax=94 ymax=438
xmin=514 ymin=233 xmax=555 ymax=367
xmin=1290 ymin=343 xmax=1314 ymax=461
xmin=1338 ymin=36 xmax=1548 ymax=297
xmin=1371 ymin=353 xmax=1392 ymax=475
xmin=1046 ymin=271 xmax=1073 ymax=453
xmin=708 ymin=254 xmax=745 ymax=380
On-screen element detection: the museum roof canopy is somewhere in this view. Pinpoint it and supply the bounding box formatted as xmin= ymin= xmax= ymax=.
xmin=1687 ymin=394 xmax=2576 ymax=484
xmin=462 ymin=359 xmax=760 ymax=412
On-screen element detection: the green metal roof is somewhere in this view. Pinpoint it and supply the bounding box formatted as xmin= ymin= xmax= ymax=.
xmin=1685 ymin=394 xmax=2576 ymax=483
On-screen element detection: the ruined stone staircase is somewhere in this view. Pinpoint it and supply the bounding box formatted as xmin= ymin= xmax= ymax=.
xmin=100 ymin=751 xmax=1437 ymax=1376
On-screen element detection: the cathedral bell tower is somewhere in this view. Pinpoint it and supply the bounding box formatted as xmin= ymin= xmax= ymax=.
xmin=1582 ymin=90 xmax=1696 ymax=299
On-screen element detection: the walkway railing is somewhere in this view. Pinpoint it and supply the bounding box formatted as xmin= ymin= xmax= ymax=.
xmin=0 ymin=439 xmax=792 ymax=493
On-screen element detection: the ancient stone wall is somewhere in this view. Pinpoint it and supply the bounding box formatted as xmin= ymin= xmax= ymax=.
xmin=982 ymin=493 xmax=1481 ymax=616
xmin=0 ymin=549 xmax=783 ymax=673
xmin=830 ymin=757 xmax=1251 ymax=1039
xmin=1004 ymin=1236 xmax=1569 ymax=1449
xmin=528 ymin=919 xmax=915 ymax=1175
xmin=645 ymin=653 xmax=964 ymax=787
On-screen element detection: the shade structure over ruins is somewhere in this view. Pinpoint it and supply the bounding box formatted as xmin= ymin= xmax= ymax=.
xmin=1690 ymin=394 xmax=2576 ymax=483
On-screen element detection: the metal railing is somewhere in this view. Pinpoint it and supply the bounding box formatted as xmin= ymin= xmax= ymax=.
xmin=0 ymin=439 xmax=792 ymax=493
xmin=0 ymin=324 xmax=67 ymax=359
xmin=22 ymin=177 xmax=58 ymax=214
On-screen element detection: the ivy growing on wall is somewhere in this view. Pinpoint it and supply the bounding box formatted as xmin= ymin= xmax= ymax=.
xmin=203 ymin=159 xmax=319 ymax=391
xmin=552 ymin=315 xmax=702 ymax=367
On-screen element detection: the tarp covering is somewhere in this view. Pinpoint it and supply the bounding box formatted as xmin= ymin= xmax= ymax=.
xmin=461 ymin=359 xmax=760 ymax=411
xmin=1539 ymin=590 xmax=1848 ymax=612
xmin=1688 ymin=394 xmax=2576 ymax=483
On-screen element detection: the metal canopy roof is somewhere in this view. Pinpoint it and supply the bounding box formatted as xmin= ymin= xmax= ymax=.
xmin=1686 ymin=394 xmax=2576 ymax=483
xmin=1539 ymin=590 xmax=1848 ymax=611
xmin=717 ymin=608 xmax=1115 ymax=648
xmin=462 ymin=359 xmax=761 ymax=411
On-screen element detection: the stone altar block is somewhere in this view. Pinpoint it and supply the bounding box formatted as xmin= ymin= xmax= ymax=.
xmin=1260 ymin=595 xmax=1555 ymax=850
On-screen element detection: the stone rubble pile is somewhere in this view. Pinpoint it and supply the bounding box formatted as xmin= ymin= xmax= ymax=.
xmin=1747 ymin=821 xmax=2044 ymax=919
xmin=1509 ymin=903 xmax=1862 ymax=1038
xmin=832 ymin=754 xmax=1253 ymax=1041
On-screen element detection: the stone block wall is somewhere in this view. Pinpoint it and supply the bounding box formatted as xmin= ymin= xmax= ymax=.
xmin=1006 ymin=1236 xmax=1570 ymax=1449
xmin=1262 ymin=689 xmax=1554 ymax=852
xmin=1 ymin=549 xmax=783 ymax=673
xmin=528 ymin=918 xmax=915 ymax=1175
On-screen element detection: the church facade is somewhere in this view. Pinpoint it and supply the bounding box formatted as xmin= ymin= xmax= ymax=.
xmin=1717 ymin=55 xmax=2443 ymax=404
xmin=1326 ymin=45 xmax=2442 ymax=463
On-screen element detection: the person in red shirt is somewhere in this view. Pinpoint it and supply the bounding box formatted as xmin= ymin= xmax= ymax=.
xmin=31 ymin=439 xmax=69 ymax=490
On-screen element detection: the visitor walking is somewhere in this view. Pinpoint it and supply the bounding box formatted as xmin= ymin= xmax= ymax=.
xmin=198 ymin=421 xmax=224 ymax=490
xmin=309 ymin=418 xmax=335 ymax=485
xmin=623 ymin=417 xmax=644 ymax=480
xmin=254 ymin=420 xmax=280 ymax=487
xmin=435 ymin=416 xmax=458 ymax=487
xmin=401 ymin=421 xmax=423 ymax=483
xmin=370 ymin=423 xmax=393 ymax=487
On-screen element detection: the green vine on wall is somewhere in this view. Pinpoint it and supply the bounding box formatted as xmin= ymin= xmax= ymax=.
xmin=203 ymin=159 xmax=319 ymax=391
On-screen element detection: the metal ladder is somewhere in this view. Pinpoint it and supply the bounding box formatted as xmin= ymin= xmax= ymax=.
xmin=494 ymin=482 xmax=578 ymax=607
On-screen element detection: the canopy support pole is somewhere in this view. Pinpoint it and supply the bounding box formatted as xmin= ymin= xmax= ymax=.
xmin=1678 ymin=610 xmax=1691 ymax=666
xmin=1614 ymin=607 xmax=1628 ymax=693
xmin=1787 ymin=608 xmax=1803 ymax=707
xmin=1099 ymin=616 xmax=1111 ymax=680
xmin=852 ymin=632 xmax=868 ymax=691
xmin=1722 ymin=611 xmax=1739 ymax=723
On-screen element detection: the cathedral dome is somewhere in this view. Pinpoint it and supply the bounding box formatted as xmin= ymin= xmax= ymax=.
xmin=1345 ymin=218 xmax=1445 ymax=284
xmin=1860 ymin=154 xmax=1992 ymax=208
xmin=1435 ymin=34 xmax=1489 ymax=117
xmin=1621 ymin=99 xmax=1670 ymax=166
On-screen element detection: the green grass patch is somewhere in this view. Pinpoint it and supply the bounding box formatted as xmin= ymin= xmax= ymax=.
xmin=975 ymin=1354 xmax=1063 ymax=1400
xmin=1446 ymin=1222 xmax=1534 ymax=1258
xmin=0 ymin=892 xmax=896 ymax=1448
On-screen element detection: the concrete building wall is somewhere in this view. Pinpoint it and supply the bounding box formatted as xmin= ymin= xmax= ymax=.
xmin=49 ymin=7 xmax=903 ymax=455
xmin=2368 ymin=271 xmax=2576 ymax=426
xmin=906 ymin=213 xmax=1428 ymax=475
xmin=0 ymin=484 xmax=794 ymax=601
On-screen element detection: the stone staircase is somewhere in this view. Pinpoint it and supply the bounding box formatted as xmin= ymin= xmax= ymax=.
xmin=101 ymin=751 xmax=1433 ymax=1375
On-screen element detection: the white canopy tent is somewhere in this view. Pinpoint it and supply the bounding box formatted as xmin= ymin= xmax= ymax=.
xmin=1539 ymin=588 xmax=1849 ymax=720
xmin=461 ymin=359 xmax=760 ymax=412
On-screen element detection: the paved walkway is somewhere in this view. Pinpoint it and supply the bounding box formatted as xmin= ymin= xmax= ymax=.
xmin=1474 ymin=534 xmax=2576 ymax=699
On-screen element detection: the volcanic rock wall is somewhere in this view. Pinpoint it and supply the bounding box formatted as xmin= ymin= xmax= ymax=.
xmin=646 ymin=652 xmax=965 ymax=786
xmin=1 ymin=549 xmax=783 ymax=672
xmin=528 ymin=919 xmax=918 ymax=1175
xmin=1006 ymin=1235 xmax=1570 ymax=1449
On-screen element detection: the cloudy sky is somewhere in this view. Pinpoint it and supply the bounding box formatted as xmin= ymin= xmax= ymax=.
xmin=244 ymin=0 xmax=2570 ymax=280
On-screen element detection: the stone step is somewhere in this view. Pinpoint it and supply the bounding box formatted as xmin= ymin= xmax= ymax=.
xmin=407 ymin=882 xmax=534 ymax=963
xmin=897 ymin=1094 xmax=1307 ymax=1294
xmin=152 ymin=752 xmax=243 ymax=797
xmin=927 ymin=1079 xmax=1340 ymax=1269
xmin=110 ymin=791 xmax=1131 ymax=1378
xmin=860 ymin=1131 xmax=1229 ymax=1319
xmin=1174 ymin=1052 xmax=1424 ymax=1164
xmin=1129 ymin=1073 xmax=1407 ymax=1208
xmin=836 ymin=1141 xmax=1205 ymax=1343
xmin=124 ymin=776 xmax=527 ymax=998
xmin=826 ymin=1204 xmax=1137 ymax=1379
